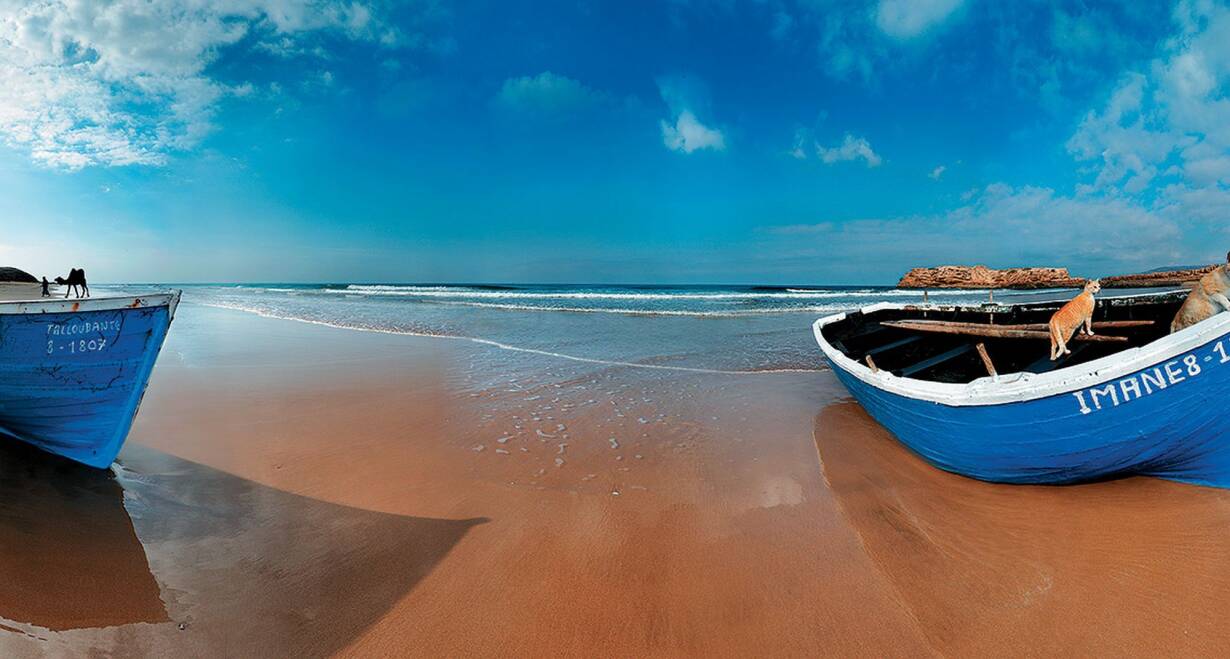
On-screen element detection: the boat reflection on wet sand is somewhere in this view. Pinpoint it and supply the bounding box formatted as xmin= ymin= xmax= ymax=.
xmin=0 ymin=441 xmax=486 ymax=656
xmin=814 ymin=400 xmax=1230 ymax=657
xmin=0 ymin=440 xmax=166 ymax=633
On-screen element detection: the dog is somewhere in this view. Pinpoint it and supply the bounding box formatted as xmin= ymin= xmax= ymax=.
xmin=54 ymin=268 xmax=90 ymax=299
xmin=1171 ymin=252 xmax=1230 ymax=333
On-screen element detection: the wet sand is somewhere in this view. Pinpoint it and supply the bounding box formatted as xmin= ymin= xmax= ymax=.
xmin=4 ymin=304 xmax=1230 ymax=656
xmin=814 ymin=401 xmax=1230 ymax=656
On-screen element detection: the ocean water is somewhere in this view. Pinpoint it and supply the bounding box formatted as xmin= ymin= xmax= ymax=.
xmin=107 ymin=283 xmax=1077 ymax=374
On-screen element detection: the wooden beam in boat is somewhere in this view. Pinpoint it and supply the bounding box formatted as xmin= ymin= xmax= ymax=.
xmin=879 ymin=320 xmax=1130 ymax=343
xmin=865 ymin=355 xmax=879 ymax=373
xmin=1084 ymin=320 xmax=1154 ymax=328
xmin=975 ymin=342 xmax=996 ymax=377
xmin=865 ymin=335 xmax=922 ymax=357
xmin=1026 ymin=342 xmax=1092 ymax=374
xmin=975 ymin=319 xmax=1153 ymax=332
xmin=845 ymin=323 xmax=890 ymax=341
xmin=900 ymin=344 xmax=974 ymax=377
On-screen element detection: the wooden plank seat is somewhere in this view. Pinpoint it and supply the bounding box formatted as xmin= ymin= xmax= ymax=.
xmin=879 ymin=320 xmax=1130 ymax=343
xmin=865 ymin=335 xmax=922 ymax=357
xmin=900 ymin=344 xmax=974 ymax=377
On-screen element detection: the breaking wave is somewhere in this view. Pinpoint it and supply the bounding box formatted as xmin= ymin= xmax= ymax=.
xmin=340 ymin=284 xmax=922 ymax=301
xmin=428 ymin=300 xmax=850 ymax=317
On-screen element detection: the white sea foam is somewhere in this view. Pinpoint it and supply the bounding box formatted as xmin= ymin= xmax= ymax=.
xmin=344 ymin=285 xmax=462 ymax=291
xmin=428 ymin=300 xmax=851 ymax=317
xmin=340 ymin=284 xmax=928 ymax=301
xmin=197 ymin=301 xmax=828 ymax=376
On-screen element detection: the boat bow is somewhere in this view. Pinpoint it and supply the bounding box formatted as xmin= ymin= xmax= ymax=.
xmin=0 ymin=292 xmax=181 ymax=468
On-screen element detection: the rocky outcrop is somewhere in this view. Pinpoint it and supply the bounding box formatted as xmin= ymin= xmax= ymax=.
xmin=1100 ymin=265 xmax=1216 ymax=288
xmin=0 ymin=267 xmax=37 ymax=283
xmin=898 ymin=265 xmax=1086 ymax=290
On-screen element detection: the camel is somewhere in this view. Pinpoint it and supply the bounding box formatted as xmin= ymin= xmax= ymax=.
xmin=55 ymin=268 xmax=90 ymax=299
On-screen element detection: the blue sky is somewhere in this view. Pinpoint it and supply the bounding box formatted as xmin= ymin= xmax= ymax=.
xmin=1 ymin=0 xmax=1228 ymax=284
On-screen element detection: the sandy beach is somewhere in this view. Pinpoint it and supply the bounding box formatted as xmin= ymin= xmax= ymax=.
xmin=0 ymin=283 xmax=45 ymax=301
xmin=2 ymin=300 xmax=1230 ymax=657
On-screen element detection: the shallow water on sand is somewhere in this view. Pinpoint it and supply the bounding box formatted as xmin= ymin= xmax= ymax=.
xmin=106 ymin=282 xmax=1080 ymax=376
xmin=5 ymin=299 xmax=1230 ymax=656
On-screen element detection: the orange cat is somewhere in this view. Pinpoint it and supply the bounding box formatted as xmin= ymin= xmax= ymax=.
xmin=1049 ymin=280 xmax=1101 ymax=360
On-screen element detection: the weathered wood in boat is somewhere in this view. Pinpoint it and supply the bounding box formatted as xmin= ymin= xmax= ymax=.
xmin=887 ymin=319 xmax=1151 ymax=332
xmin=864 ymin=355 xmax=878 ymax=372
xmin=1085 ymin=320 xmax=1153 ymax=328
xmin=979 ymin=319 xmax=1153 ymax=331
xmin=975 ymin=342 xmax=996 ymax=377
xmin=865 ymin=335 xmax=922 ymax=357
xmin=879 ymin=320 xmax=1129 ymax=343
xmin=900 ymin=344 xmax=973 ymax=377
xmin=1026 ymin=342 xmax=1092 ymax=374
xmin=844 ymin=323 xmax=889 ymax=341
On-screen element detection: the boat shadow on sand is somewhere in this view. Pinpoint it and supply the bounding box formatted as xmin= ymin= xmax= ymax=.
xmin=814 ymin=399 xmax=1230 ymax=656
xmin=0 ymin=440 xmax=167 ymax=633
xmin=0 ymin=441 xmax=486 ymax=656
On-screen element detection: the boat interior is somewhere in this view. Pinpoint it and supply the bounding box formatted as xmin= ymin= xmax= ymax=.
xmin=819 ymin=291 xmax=1190 ymax=384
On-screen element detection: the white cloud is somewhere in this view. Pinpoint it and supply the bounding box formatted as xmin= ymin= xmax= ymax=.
xmin=656 ymin=76 xmax=725 ymax=154
xmin=766 ymin=184 xmax=1185 ymax=276
xmin=0 ymin=0 xmax=399 ymax=170
xmin=1067 ymin=1 xmax=1230 ymax=209
xmin=1182 ymin=145 xmax=1230 ymax=186
xmin=1160 ymin=182 xmax=1230 ymax=222
xmin=661 ymin=110 xmax=726 ymax=154
xmin=929 ymin=165 xmax=946 ymax=180
xmin=789 ymin=128 xmax=809 ymax=159
xmin=813 ymin=11 xmax=882 ymax=84
xmin=770 ymin=10 xmax=794 ymax=41
xmin=875 ymin=0 xmax=964 ymax=39
xmin=786 ymin=0 xmax=961 ymax=83
xmin=817 ymin=134 xmax=881 ymax=167
xmin=494 ymin=72 xmax=602 ymax=114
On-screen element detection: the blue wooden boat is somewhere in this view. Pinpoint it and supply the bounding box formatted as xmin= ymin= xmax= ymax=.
xmin=814 ymin=290 xmax=1230 ymax=488
xmin=0 ymin=292 xmax=180 ymax=468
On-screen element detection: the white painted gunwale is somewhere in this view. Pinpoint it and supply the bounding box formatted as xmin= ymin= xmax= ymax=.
xmin=0 ymin=292 xmax=182 ymax=320
xmin=813 ymin=293 xmax=1230 ymax=407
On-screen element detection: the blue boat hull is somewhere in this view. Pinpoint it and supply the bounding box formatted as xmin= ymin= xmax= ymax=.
xmin=820 ymin=311 xmax=1230 ymax=488
xmin=0 ymin=295 xmax=178 ymax=468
